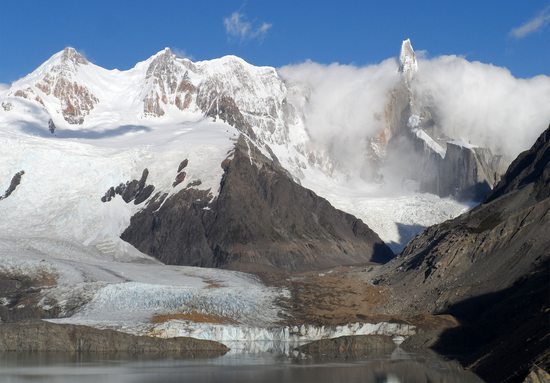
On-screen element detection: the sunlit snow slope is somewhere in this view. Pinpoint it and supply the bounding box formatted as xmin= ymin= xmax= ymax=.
xmin=0 ymin=46 xmax=473 ymax=252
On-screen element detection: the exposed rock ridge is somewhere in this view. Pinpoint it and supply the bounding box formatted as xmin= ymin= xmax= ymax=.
xmin=11 ymin=47 xmax=98 ymax=125
xmin=101 ymin=169 xmax=155 ymax=205
xmin=142 ymin=48 xmax=198 ymax=116
xmin=487 ymin=124 xmax=550 ymax=203
xmin=398 ymin=38 xmax=418 ymax=83
xmin=120 ymin=135 xmax=393 ymax=272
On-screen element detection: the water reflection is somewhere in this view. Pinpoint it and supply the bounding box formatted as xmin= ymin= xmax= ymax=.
xmin=0 ymin=349 xmax=484 ymax=383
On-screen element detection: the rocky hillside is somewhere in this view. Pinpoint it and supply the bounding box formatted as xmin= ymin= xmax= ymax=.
xmin=121 ymin=136 xmax=393 ymax=272
xmin=377 ymin=124 xmax=550 ymax=382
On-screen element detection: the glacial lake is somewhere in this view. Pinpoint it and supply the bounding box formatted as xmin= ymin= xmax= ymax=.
xmin=0 ymin=348 xmax=484 ymax=383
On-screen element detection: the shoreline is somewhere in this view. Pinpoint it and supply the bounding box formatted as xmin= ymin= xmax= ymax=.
xmin=0 ymin=321 xmax=228 ymax=356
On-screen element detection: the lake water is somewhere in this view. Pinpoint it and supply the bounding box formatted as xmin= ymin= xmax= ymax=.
xmin=0 ymin=348 xmax=484 ymax=383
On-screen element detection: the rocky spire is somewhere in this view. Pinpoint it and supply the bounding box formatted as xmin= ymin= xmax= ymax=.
xmin=398 ymin=39 xmax=417 ymax=83
xmin=60 ymin=47 xmax=88 ymax=65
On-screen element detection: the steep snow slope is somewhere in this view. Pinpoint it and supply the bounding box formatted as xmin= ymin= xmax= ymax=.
xmin=0 ymin=97 xmax=237 ymax=245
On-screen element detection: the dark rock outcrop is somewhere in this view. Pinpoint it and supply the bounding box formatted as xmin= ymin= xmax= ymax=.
xmin=121 ymin=136 xmax=393 ymax=272
xmin=378 ymin=125 xmax=550 ymax=382
xmin=173 ymin=159 xmax=189 ymax=187
xmin=177 ymin=159 xmax=188 ymax=172
xmin=0 ymin=170 xmax=24 ymax=200
xmin=0 ymin=271 xmax=60 ymax=322
xmin=0 ymin=321 xmax=228 ymax=354
xmin=101 ymin=168 xmax=155 ymax=205
xmin=48 ymin=118 xmax=56 ymax=134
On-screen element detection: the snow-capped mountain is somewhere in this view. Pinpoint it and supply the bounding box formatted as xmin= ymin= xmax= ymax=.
xmin=0 ymin=40 xmax=514 ymax=260
xmin=2 ymin=40 xmax=546 ymax=349
xmin=7 ymin=46 xmax=302 ymax=143
xmin=4 ymin=42 xmax=506 ymax=196
xmin=8 ymin=48 xmax=98 ymax=125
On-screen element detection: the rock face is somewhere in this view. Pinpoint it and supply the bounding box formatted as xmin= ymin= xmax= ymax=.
xmin=137 ymin=48 xmax=289 ymax=144
xmin=0 ymin=270 xmax=60 ymax=322
xmin=121 ymin=136 xmax=393 ymax=272
xmin=142 ymin=48 xmax=198 ymax=117
xmin=0 ymin=321 xmax=228 ymax=354
xmin=15 ymin=47 xmax=99 ymax=125
xmin=378 ymin=125 xmax=550 ymax=382
xmin=381 ymin=39 xmax=506 ymax=201
xmin=427 ymin=142 xmax=507 ymax=201
xmin=101 ymin=169 xmax=155 ymax=205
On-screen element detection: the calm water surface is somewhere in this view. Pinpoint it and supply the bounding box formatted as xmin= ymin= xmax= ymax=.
xmin=0 ymin=348 xmax=484 ymax=383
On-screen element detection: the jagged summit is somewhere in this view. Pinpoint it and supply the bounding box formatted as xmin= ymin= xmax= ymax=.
xmin=60 ymin=47 xmax=88 ymax=65
xmin=383 ymin=38 xmax=506 ymax=201
xmin=6 ymin=46 xmax=99 ymax=125
xmin=148 ymin=47 xmax=175 ymax=61
xmin=145 ymin=47 xmax=179 ymax=77
xmin=30 ymin=47 xmax=89 ymax=76
xmin=398 ymin=38 xmax=417 ymax=82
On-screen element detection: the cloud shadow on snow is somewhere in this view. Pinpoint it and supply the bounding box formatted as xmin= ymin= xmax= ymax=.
xmin=19 ymin=123 xmax=152 ymax=139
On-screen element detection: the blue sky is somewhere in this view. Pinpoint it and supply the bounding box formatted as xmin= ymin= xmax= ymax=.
xmin=0 ymin=0 xmax=548 ymax=83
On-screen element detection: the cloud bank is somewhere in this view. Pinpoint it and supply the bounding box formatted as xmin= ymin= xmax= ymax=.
xmin=171 ymin=47 xmax=193 ymax=60
xmin=413 ymin=56 xmax=550 ymax=158
xmin=510 ymin=6 xmax=550 ymax=39
xmin=223 ymin=12 xmax=272 ymax=42
xmin=279 ymin=55 xmax=550 ymax=171
xmin=279 ymin=60 xmax=399 ymax=170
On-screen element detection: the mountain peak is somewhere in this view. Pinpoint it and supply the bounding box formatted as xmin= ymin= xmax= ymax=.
xmin=146 ymin=47 xmax=180 ymax=77
xmin=399 ymin=38 xmax=417 ymax=80
xmin=60 ymin=47 xmax=88 ymax=65
xmin=150 ymin=47 xmax=175 ymax=60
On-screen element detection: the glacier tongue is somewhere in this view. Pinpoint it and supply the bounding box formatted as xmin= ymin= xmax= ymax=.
xmin=152 ymin=321 xmax=416 ymax=345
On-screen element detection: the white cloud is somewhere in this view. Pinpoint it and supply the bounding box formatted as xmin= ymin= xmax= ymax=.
xmin=0 ymin=83 xmax=10 ymax=91
xmin=413 ymin=55 xmax=550 ymax=158
xmin=279 ymin=59 xmax=399 ymax=169
xmin=172 ymin=47 xmax=193 ymax=60
xmin=510 ymin=6 xmax=550 ymax=39
xmin=279 ymin=55 xmax=550 ymax=175
xmin=223 ymin=11 xmax=272 ymax=42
